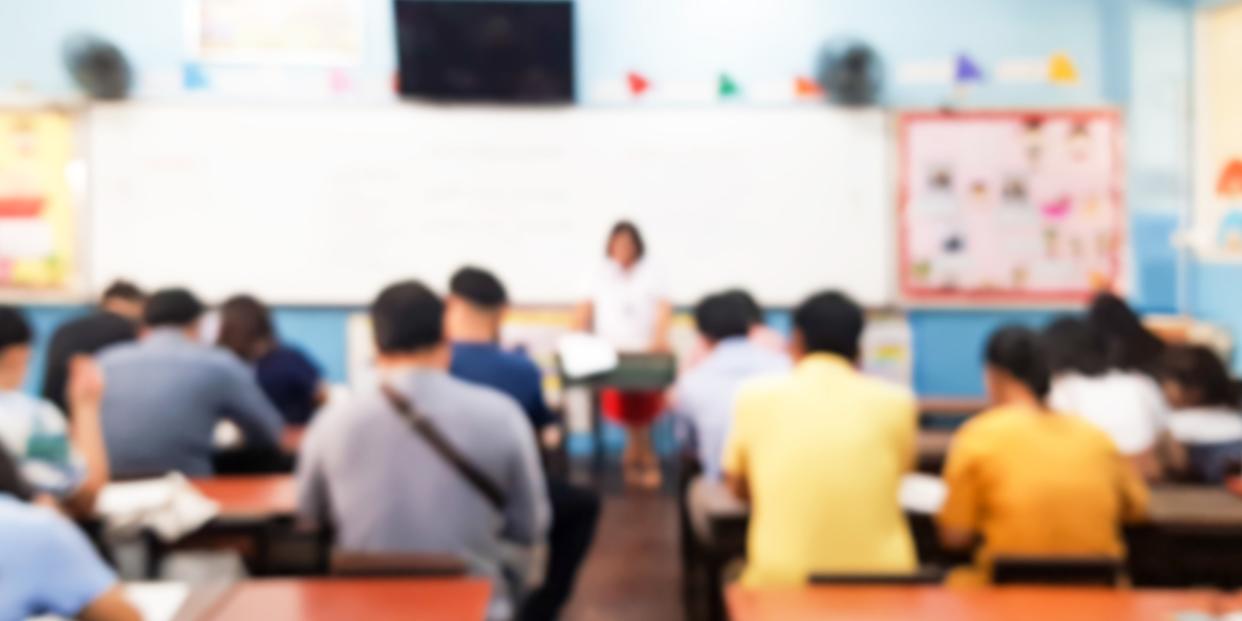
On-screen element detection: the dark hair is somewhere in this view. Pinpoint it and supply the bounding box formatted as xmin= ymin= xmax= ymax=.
xmin=605 ymin=220 xmax=645 ymax=260
xmin=693 ymin=292 xmax=751 ymax=343
xmin=0 ymin=443 xmax=32 ymax=501
xmin=102 ymin=280 xmax=144 ymax=304
xmin=371 ymin=281 xmax=445 ymax=354
xmin=0 ymin=306 xmax=32 ymax=351
xmin=218 ymin=294 xmax=276 ymax=362
xmin=1161 ymin=345 xmax=1240 ymax=408
xmin=793 ymin=290 xmax=864 ymax=360
xmin=1087 ymin=293 xmax=1165 ymax=373
xmin=722 ymin=288 xmax=764 ymax=326
xmin=1042 ymin=316 xmax=1108 ymax=377
xmin=986 ymin=325 xmax=1052 ymax=399
xmin=450 ymin=266 xmax=508 ymax=309
xmin=143 ymin=288 xmax=205 ymax=327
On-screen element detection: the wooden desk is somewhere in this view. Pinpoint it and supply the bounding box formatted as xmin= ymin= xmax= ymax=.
xmin=191 ymin=475 xmax=299 ymax=523
xmin=1146 ymin=485 xmax=1242 ymax=529
xmin=201 ymin=579 xmax=492 ymax=621
xmin=280 ymin=426 xmax=306 ymax=456
xmin=919 ymin=397 xmax=988 ymax=418
xmin=726 ymin=586 xmax=1220 ymax=621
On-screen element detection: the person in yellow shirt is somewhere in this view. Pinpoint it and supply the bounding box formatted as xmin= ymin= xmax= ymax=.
xmin=938 ymin=325 xmax=1149 ymax=585
xmin=722 ymin=291 xmax=919 ymax=587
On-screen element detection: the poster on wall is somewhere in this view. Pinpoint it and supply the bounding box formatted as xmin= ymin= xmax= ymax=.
xmin=1193 ymin=2 xmax=1242 ymax=261
xmin=898 ymin=110 xmax=1124 ymax=304
xmin=0 ymin=110 xmax=80 ymax=295
xmin=190 ymin=0 xmax=365 ymax=65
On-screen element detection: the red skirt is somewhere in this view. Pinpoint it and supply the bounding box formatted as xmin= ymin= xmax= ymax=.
xmin=600 ymin=389 xmax=665 ymax=427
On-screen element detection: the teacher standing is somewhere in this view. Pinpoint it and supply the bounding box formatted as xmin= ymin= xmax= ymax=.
xmin=574 ymin=221 xmax=672 ymax=488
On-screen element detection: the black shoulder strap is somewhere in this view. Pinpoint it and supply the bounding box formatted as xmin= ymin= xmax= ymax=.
xmin=380 ymin=383 xmax=508 ymax=512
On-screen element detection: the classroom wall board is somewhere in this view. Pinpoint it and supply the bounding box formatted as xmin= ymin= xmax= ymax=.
xmin=897 ymin=110 xmax=1125 ymax=305
xmin=0 ymin=109 xmax=84 ymax=298
xmin=1192 ymin=2 xmax=1242 ymax=262
xmin=87 ymin=102 xmax=892 ymax=306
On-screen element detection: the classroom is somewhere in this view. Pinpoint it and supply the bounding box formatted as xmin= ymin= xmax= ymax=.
xmin=2 ymin=0 xmax=1242 ymax=619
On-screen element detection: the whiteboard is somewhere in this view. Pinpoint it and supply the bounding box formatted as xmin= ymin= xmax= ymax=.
xmin=87 ymin=102 xmax=891 ymax=306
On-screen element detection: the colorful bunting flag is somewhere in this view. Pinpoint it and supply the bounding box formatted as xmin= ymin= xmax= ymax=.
xmin=1048 ymin=53 xmax=1079 ymax=84
xmin=627 ymin=72 xmax=650 ymax=97
xmin=794 ymin=76 xmax=822 ymax=98
xmin=718 ymin=73 xmax=740 ymax=98
xmin=182 ymin=63 xmax=208 ymax=91
xmin=954 ymin=54 xmax=984 ymax=83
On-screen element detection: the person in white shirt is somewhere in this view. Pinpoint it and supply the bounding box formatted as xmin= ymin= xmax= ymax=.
xmin=573 ymin=221 xmax=672 ymax=488
xmin=1044 ymin=316 xmax=1182 ymax=481
xmin=1160 ymin=345 xmax=1242 ymax=483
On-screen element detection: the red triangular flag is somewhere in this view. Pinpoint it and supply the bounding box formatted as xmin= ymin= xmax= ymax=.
xmin=794 ymin=76 xmax=822 ymax=98
xmin=627 ymin=72 xmax=650 ymax=96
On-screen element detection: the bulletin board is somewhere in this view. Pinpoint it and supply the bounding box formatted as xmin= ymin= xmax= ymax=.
xmin=0 ymin=109 xmax=83 ymax=297
xmin=897 ymin=110 xmax=1124 ymax=305
xmin=1192 ymin=2 xmax=1242 ymax=261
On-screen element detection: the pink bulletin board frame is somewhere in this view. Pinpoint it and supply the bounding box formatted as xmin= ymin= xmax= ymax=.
xmin=897 ymin=109 xmax=1125 ymax=306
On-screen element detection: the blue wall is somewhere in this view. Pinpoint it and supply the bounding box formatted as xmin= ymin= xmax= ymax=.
xmin=3 ymin=0 xmax=1204 ymax=396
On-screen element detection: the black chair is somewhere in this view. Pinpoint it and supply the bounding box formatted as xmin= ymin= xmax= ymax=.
xmin=329 ymin=550 xmax=470 ymax=578
xmin=809 ymin=567 xmax=945 ymax=586
xmin=991 ymin=556 xmax=1122 ymax=587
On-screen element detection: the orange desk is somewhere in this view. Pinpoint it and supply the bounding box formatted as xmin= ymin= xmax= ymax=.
xmin=202 ymin=579 xmax=491 ymax=621
xmin=191 ymin=475 xmax=298 ymax=522
xmin=727 ymin=586 xmax=1219 ymax=621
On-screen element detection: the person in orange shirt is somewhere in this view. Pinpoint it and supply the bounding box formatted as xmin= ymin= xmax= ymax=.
xmin=938 ymin=325 xmax=1149 ymax=585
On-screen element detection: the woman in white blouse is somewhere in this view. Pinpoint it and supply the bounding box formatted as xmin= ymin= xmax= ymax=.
xmin=1043 ymin=316 xmax=1183 ymax=481
xmin=573 ymin=221 xmax=671 ymax=488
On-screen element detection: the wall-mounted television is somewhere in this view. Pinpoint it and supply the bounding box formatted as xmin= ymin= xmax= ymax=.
xmin=394 ymin=0 xmax=575 ymax=103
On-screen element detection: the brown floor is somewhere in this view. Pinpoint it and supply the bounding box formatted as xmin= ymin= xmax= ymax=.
xmin=560 ymin=487 xmax=683 ymax=621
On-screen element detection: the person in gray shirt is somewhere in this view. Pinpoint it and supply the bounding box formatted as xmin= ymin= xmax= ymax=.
xmin=97 ymin=288 xmax=284 ymax=478
xmin=297 ymin=281 xmax=550 ymax=620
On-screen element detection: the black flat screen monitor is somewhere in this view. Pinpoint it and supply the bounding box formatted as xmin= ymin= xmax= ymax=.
xmin=394 ymin=0 xmax=575 ymax=103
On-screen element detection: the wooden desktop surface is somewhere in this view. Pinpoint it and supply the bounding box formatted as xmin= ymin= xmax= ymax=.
xmin=191 ymin=475 xmax=298 ymax=521
xmin=199 ymin=579 xmax=492 ymax=621
xmin=726 ymin=585 xmax=1221 ymax=621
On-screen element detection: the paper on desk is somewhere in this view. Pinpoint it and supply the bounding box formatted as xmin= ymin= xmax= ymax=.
xmin=557 ymin=333 xmax=618 ymax=379
xmin=95 ymin=473 xmax=219 ymax=542
xmin=124 ymin=582 xmax=190 ymax=621
xmin=899 ymin=474 xmax=947 ymax=515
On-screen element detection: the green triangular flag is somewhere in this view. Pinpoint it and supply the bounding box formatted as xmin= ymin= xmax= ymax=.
xmin=718 ymin=73 xmax=740 ymax=98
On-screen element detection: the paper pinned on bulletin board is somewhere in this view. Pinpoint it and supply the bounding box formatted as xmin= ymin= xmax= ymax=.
xmin=0 ymin=110 xmax=81 ymax=295
xmin=898 ymin=110 xmax=1124 ymax=305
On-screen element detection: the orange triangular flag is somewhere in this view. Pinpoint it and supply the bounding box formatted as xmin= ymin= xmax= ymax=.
xmin=794 ymin=76 xmax=822 ymax=98
xmin=1048 ymin=53 xmax=1079 ymax=84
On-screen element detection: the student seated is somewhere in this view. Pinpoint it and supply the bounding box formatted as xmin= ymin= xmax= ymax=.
xmin=297 ymin=281 xmax=549 ymax=620
xmin=722 ymin=291 xmax=918 ymax=586
xmin=0 ymin=445 xmax=140 ymax=621
xmin=1160 ymin=345 xmax=1242 ymax=483
xmin=445 ymin=266 xmax=600 ymax=621
xmin=41 ymin=280 xmax=144 ymax=415
xmin=672 ymin=291 xmax=789 ymax=481
xmin=217 ymin=294 xmax=326 ymax=425
xmin=98 ymin=288 xmax=284 ymax=478
xmin=1044 ymin=317 xmax=1180 ymax=481
xmin=722 ymin=288 xmax=788 ymax=354
xmin=0 ymin=307 xmax=109 ymax=516
xmin=938 ymin=326 xmax=1149 ymax=585
xmin=1088 ymin=293 xmax=1166 ymax=378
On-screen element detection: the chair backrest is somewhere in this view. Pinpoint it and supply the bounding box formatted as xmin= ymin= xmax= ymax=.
xmin=329 ymin=551 xmax=470 ymax=578
xmin=809 ymin=567 xmax=944 ymax=586
xmin=991 ymin=556 xmax=1122 ymax=587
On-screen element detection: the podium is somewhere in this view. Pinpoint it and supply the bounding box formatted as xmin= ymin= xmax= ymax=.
xmin=559 ymin=353 xmax=678 ymax=469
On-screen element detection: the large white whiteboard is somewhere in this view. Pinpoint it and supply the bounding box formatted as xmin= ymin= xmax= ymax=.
xmin=87 ymin=102 xmax=891 ymax=305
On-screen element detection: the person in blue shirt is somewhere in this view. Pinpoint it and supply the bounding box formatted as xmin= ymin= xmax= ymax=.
xmin=671 ymin=291 xmax=790 ymax=480
xmin=98 ymin=288 xmax=284 ymax=478
xmin=217 ymin=294 xmax=326 ymax=425
xmin=445 ymin=266 xmax=600 ymax=621
xmin=0 ymin=446 xmax=139 ymax=621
